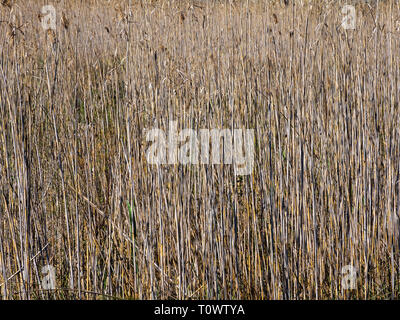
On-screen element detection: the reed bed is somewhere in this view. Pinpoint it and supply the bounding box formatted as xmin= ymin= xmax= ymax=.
xmin=0 ymin=0 xmax=399 ymax=299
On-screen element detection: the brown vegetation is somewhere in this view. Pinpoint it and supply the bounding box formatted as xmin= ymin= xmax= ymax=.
xmin=0 ymin=0 xmax=400 ymax=299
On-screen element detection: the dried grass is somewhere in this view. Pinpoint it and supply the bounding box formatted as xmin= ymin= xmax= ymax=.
xmin=0 ymin=0 xmax=399 ymax=299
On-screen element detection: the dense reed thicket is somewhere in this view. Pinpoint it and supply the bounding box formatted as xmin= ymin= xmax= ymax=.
xmin=0 ymin=0 xmax=400 ymax=299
